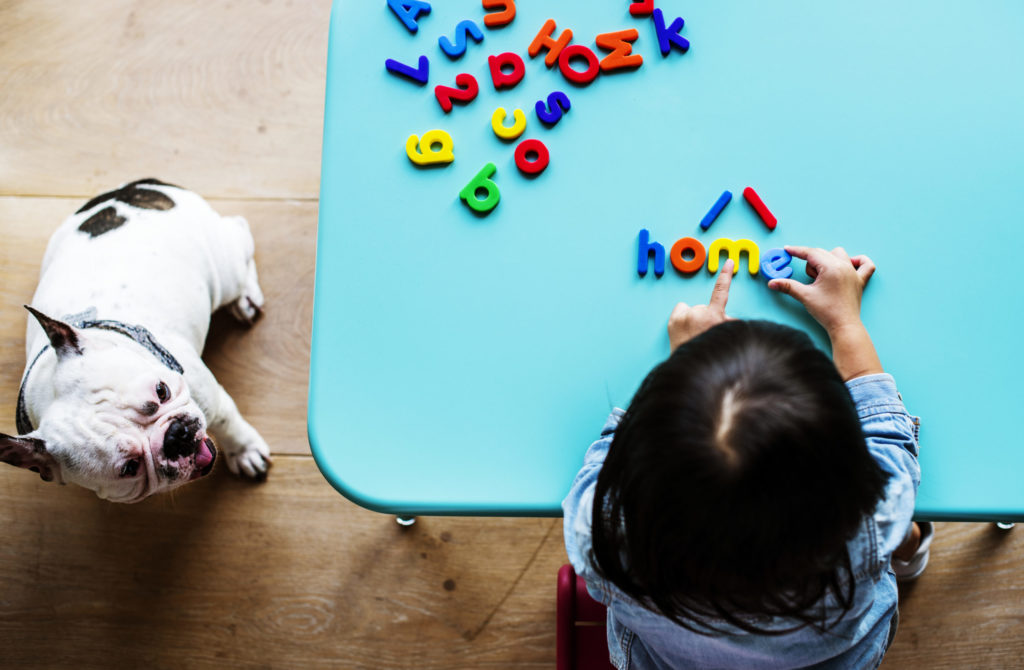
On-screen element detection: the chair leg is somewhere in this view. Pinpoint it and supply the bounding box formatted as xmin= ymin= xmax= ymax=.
xmin=557 ymin=565 xmax=577 ymax=670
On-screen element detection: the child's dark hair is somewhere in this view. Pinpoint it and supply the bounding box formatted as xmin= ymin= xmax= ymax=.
xmin=590 ymin=320 xmax=889 ymax=634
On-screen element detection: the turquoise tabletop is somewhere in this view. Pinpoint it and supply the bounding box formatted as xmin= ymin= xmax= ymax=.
xmin=310 ymin=0 xmax=1024 ymax=519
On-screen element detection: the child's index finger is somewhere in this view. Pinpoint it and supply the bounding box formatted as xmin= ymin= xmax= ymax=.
xmin=709 ymin=259 xmax=733 ymax=311
xmin=784 ymin=245 xmax=811 ymax=260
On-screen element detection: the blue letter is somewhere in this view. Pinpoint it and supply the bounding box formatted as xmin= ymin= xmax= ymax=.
xmin=652 ymin=9 xmax=690 ymax=56
xmin=760 ymin=248 xmax=794 ymax=280
xmin=439 ymin=20 xmax=484 ymax=58
xmin=385 ymin=55 xmax=429 ymax=84
xmin=637 ymin=229 xmax=665 ymax=277
xmin=387 ymin=0 xmax=431 ymax=33
xmin=535 ymin=91 xmax=571 ymax=125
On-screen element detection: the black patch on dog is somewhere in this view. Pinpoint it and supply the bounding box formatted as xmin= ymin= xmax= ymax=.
xmin=74 ymin=178 xmax=180 ymax=216
xmin=141 ymin=402 xmax=159 ymax=417
xmin=159 ymin=464 xmax=180 ymax=481
xmin=78 ymin=206 xmax=127 ymax=237
xmin=120 ymin=186 xmax=175 ymax=211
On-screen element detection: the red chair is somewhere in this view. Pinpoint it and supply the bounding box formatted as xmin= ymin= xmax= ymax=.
xmin=557 ymin=564 xmax=617 ymax=670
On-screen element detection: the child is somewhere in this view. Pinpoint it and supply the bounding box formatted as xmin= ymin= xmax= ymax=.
xmin=563 ymin=247 xmax=931 ymax=669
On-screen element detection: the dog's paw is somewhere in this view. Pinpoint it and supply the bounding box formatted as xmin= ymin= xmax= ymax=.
xmin=225 ymin=438 xmax=272 ymax=480
xmin=229 ymin=259 xmax=265 ymax=326
xmin=230 ymin=295 xmax=264 ymax=326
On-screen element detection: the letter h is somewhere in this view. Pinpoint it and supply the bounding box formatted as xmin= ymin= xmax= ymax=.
xmin=637 ymin=229 xmax=665 ymax=277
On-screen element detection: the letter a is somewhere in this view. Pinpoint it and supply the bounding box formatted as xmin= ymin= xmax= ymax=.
xmin=388 ymin=0 xmax=431 ymax=33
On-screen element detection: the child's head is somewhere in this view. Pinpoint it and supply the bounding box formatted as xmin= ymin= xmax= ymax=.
xmin=591 ymin=320 xmax=888 ymax=632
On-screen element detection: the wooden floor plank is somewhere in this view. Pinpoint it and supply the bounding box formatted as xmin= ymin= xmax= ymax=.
xmin=3 ymin=449 xmax=1023 ymax=669
xmin=882 ymin=522 xmax=1024 ymax=669
xmin=0 ymin=195 xmax=315 ymax=455
xmin=0 ymin=456 xmax=564 ymax=669
xmin=0 ymin=0 xmax=329 ymax=200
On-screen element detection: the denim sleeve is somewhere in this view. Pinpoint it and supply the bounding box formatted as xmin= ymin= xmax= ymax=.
xmin=846 ymin=373 xmax=921 ymax=561
xmin=562 ymin=409 xmax=624 ymax=603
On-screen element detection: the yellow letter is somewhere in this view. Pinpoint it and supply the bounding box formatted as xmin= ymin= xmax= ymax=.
xmin=406 ymin=129 xmax=454 ymax=166
xmin=707 ymin=238 xmax=760 ymax=275
xmin=491 ymin=107 xmax=527 ymax=141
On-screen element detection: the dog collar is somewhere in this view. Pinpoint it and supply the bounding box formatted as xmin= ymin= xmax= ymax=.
xmin=15 ymin=311 xmax=184 ymax=434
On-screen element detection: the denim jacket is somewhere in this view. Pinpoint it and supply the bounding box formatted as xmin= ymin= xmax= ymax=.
xmin=563 ymin=374 xmax=921 ymax=670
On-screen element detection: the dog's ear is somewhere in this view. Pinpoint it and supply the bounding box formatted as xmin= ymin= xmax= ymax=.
xmin=0 ymin=433 xmax=61 ymax=483
xmin=25 ymin=306 xmax=83 ymax=359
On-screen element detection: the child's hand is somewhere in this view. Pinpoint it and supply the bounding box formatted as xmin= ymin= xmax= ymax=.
xmin=767 ymin=246 xmax=875 ymax=335
xmin=668 ymin=259 xmax=734 ymax=351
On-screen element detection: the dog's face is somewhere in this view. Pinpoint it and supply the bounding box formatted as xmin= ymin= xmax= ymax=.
xmin=1 ymin=310 xmax=216 ymax=502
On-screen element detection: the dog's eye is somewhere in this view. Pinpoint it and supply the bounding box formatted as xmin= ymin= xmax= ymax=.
xmin=120 ymin=459 xmax=140 ymax=477
xmin=156 ymin=382 xmax=170 ymax=403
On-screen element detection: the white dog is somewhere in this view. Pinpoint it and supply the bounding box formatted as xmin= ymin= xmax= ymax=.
xmin=0 ymin=179 xmax=271 ymax=502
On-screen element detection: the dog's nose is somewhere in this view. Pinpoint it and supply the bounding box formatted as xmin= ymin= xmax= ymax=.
xmin=163 ymin=418 xmax=198 ymax=460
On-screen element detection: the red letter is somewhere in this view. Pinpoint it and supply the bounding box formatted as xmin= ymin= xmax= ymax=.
xmin=558 ymin=44 xmax=600 ymax=85
xmin=435 ymin=73 xmax=479 ymax=113
xmin=628 ymin=0 xmax=654 ymax=17
xmin=514 ymin=139 xmax=550 ymax=175
xmin=488 ymin=52 xmax=525 ymax=89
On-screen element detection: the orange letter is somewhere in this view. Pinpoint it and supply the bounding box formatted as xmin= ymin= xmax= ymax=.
xmin=482 ymin=0 xmax=515 ymax=27
xmin=670 ymin=237 xmax=706 ymax=274
xmin=596 ymin=29 xmax=643 ymax=72
xmin=528 ymin=19 xmax=573 ymax=68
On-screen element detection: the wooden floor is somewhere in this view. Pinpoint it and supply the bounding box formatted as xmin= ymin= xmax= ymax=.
xmin=1 ymin=2 xmax=1022 ymax=668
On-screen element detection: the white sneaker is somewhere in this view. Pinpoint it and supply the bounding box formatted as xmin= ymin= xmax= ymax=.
xmin=892 ymin=522 xmax=934 ymax=581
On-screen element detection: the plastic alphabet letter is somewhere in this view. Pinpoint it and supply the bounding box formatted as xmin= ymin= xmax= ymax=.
xmin=708 ymin=238 xmax=760 ymax=275
xmin=387 ymin=0 xmax=431 ymax=33
xmin=491 ymin=108 xmax=527 ymax=141
xmin=558 ymin=44 xmax=601 ymax=85
xmin=628 ymin=0 xmax=654 ymax=17
xmin=488 ymin=52 xmax=525 ymax=89
xmin=482 ymin=0 xmax=515 ymax=27
xmin=535 ymin=91 xmax=571 ymax=125
xmin=742 ymin=187 xmax=778 ymax=230
xmin=405 ymin=129 xmax=454 ymax=166
xmin=652 ymin=9 xmax=690 ymax=56
xmin=439 ymin=20 xmax=484 ymax=58
xmin=459 ymin=163 xmax=501 ymax=213
xmin=760 ymin=248 xmax=794 ymax=280
xmin=595 ymin=29 xmax=643 ymax=72
xmin=514 ymin=139 xmax=550 ymax=175
xmin=700 ymin=191 xmax=732 ymax=231
xmin=637 ymin=229 xmax=665 ymax=277
xmin=435 ymin=73 xmax=479 ymax=112
xmin=669 ymin=237 xmax=707 ymax=274
xmin=528 ymin=19 xmax=573 ymax=68
xmin=385 ymin=55 xmax=430 ymax=85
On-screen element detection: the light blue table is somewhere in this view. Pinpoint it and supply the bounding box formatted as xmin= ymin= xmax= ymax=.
xmin=310 ymin=0 xmax=1024 ymax=519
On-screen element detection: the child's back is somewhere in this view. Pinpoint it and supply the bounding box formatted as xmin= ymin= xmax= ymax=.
xmin=563 ymin=250 xmax=924 ymax=669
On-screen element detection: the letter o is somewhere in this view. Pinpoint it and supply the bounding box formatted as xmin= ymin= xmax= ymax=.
xmin=558 ymin=44 xmax=600 ymax=85
xmin=669 ymin=237 xmax=706 ymax=274
xmin=514 ymin=139 xmax=550 ymax=175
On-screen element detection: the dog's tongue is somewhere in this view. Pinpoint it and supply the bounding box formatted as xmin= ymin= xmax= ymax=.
xmin=195 ymin=439 xmax=215 ymax=470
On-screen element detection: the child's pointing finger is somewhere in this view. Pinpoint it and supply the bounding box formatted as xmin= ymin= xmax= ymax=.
xmin=709 ymin=259 xmax=734 ymax=312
